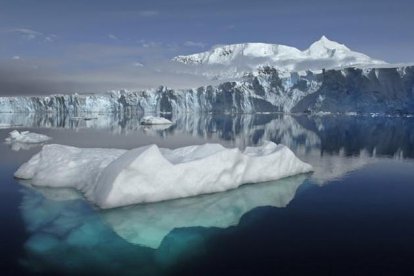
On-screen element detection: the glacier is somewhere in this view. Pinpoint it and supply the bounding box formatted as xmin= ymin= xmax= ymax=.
xmin=0 ymin=69 xmax=317 ymax=114
xmin=15 ymin=141 xmax=312 ymax=209
xmin=0 ymin=65 xmax=413 ymax=115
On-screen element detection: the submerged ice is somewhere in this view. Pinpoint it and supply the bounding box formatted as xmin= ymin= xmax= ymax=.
xmin=15 ymin=142 xmax=312 ymax=209
xmin=103 ymin=175 xmax=307 ymax=248
xmin=17 ymin=172 xmax=306 ymax=275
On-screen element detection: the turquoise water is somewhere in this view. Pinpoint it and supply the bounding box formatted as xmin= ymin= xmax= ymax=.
xmin=1 ymin=114 xmax=414 ymax=275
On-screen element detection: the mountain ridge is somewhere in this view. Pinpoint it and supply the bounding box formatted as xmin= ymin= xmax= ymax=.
xmin=172 ymin=36 xmax=387 ymax=80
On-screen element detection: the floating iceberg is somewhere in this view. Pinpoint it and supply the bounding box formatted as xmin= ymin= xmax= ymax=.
xmin=70 ymin=116 xmax=98 ymax=121
xmin=140 ymin=116 xmax=173 ymax=125
xmin=15 ymin=141 xmax=312 ymax=209
xmin=5 ymin=130 xmax=51 ymax=144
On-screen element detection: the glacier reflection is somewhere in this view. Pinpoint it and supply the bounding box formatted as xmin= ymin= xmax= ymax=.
xmin=1 ymin=112 xmax=414 ymax=158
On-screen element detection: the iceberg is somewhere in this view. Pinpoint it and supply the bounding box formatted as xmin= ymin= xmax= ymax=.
xmin=70 ymin=116 xmax=98 ymax=121
xmin=140 ymin=116 xmax=173 ymax=125
xmin=5 ymin=130 xmax=51 ymax=144
xmin=15 ymin=141 xmax=312 ymax=209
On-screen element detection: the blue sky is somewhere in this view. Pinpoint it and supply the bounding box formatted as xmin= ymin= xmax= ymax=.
xmin=0 ymin=0 xmax=413 ymax=94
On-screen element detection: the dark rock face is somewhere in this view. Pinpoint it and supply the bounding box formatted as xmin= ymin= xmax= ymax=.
xmin=292 ymin=66 xmax=414 ymax=114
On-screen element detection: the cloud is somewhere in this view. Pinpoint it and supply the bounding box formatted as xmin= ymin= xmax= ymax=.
xmin=44 ymin=34 xmax=57 ymax=42
xmin=137 ymin=10 xmax=159 ymax=17
xmin=225 ymin=24 xmax=236 ymax=30
xmin=183 ymin=41 xmax=206 ymax=48
xmin=133 ymin=62 xmax=144 ymax=67
xmin=10 ymin=28 xmax=42 ymax=40
xmin=108 ymin=34 xmax=119 ymax=40
xmin=1 ymin=28 xmax=56 ymax=42
xmin=0 ymin=42 xmax=217 ymax=96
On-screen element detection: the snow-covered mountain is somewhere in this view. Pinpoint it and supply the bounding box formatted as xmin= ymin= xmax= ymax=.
xmin=172 ymin=36 xmax=386 ymax=80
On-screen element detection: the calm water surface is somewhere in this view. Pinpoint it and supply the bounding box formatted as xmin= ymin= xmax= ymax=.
xmin=1 ymin=113 xmax=414 ymax=275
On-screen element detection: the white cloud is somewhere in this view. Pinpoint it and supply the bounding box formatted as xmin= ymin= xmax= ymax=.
xmin=2 ymin=28 xmax=56 ymax=42
xmin=12 ymin=56 xmax=21 ymax=60
xmin=183 ymin=41 xmax=206 ymax=48
xmin=133 ymin=62 xmax=144 ymax=67
xmin=108 ymin=34 xmax=119 ymax=40
xmin=225 ymin=24 xmax=236 ymax=30
xmin=138 ymin=10 xmax=159 ymax=17
xmin=11 ymin=28 xmax=42 ymax=40
xmin=44 ymin=34 xmax=57 ymax=42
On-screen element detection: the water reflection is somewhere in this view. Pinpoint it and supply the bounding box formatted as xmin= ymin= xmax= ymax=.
xmin=2 ymin=112 xmax=414 ymax=158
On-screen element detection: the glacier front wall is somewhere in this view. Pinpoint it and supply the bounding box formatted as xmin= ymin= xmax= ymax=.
xmin=1 ymin=66 xmax=413 ymax=115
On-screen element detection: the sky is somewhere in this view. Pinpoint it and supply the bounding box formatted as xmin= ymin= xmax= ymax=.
xmin=0 ymin=0 xmax=413 ymax=95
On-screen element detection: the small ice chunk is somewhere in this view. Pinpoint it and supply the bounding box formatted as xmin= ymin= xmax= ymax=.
xmin=0 ymin=123 xmax=22 ymax=129
xmin=15 ymin=141 xmax=313 ymax=209
xmin=70 ymin=116 xmax=98 ymax=121
xmin=5 ymin=130 xmax=51 ymax=144
xmin=140 ymin=116 xmax=172 ymax=125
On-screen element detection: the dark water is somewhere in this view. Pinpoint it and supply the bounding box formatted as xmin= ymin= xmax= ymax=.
xmin=1 ymin=113 xmax=414 ymax=275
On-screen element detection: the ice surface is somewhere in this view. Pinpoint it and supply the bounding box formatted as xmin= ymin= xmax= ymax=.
xmin=5 ymin=130 xmax=51 ymax=144
xmin=15 ymin=142 xmax=312 ymax=209
xmin=140 ymin=116 xmax=173 ymax=125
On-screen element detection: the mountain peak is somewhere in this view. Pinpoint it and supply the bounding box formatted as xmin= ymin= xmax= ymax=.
xmin=308 ymin=36 xmax=350 ymax=54
xmin=319 ymin=35 xmax=330 ymax=42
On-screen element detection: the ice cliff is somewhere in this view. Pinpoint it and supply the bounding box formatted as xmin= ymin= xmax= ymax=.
xmin=1 ymin=65 xmax=413 ymax=115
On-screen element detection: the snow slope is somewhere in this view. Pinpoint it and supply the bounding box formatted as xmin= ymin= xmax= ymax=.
xmin=173 ymin=36 xmax=386 ymax=79
xmin=15 ymin=142 xmax=312 ymax=209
